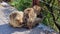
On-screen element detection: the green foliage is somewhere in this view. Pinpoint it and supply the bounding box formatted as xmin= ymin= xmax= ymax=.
xmin=10 ymin=0 xmax=32 ymax=11
xmin=40 ymin=0 xmax=59 ymax=32
xmin=9 ymin=0 xmax=60 ymax=32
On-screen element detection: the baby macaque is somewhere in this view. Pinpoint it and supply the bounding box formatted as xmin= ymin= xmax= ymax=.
xmin=24 ymin=8 xmax=38 ymax=29
xmin=33 ymin=5 xmax=42 ymax=18
xmin=9 ymin=11 xmax=24 ymax=28
xmin=33 ymin=5 xmax=41 ymax=15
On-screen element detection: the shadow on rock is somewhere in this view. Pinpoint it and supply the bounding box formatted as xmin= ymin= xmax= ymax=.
xmin=0 ymin=24 xmax=28 ymax=34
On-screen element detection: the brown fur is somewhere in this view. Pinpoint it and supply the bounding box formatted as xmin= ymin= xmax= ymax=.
xmin=9 ymin=11 xmax=24 ymax=28
xmin=24 ymin=8 xmax=37 ymax=29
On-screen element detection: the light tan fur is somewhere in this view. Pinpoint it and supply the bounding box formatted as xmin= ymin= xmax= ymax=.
xmin=9 ymin=11 xmax=24 ymax=28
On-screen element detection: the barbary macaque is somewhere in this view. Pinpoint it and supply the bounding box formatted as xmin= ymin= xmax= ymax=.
xmin=24 ymin=8 xmax=39 ymax=29
xmin=33 ymin=5 xmax=41 ymax=15
xmin=9 ymin=11 xmax=24 ymax=28
xmin=33 ymin=5 xmax=43 ymax=18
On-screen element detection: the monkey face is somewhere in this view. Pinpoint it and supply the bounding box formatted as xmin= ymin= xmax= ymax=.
xmin=15 ymin=15 xmax=23 ymax=25
xmin=33 ymin=5 xmax=41 ymax=15
xmin=15 ymin=11 xmax=24 ymax=25
xmin=9 ymin=11 xmax=24 ymax=27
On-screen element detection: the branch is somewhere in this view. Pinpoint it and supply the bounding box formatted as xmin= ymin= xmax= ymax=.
xmin=32 ymin=0 xmax=40 ymax=6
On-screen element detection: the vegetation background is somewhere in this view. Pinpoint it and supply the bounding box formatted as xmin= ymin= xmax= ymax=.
xmin=9 ymin=0 xmax=60 ymax=32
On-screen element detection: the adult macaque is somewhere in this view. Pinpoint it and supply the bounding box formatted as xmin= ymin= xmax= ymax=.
xmin=9 ymin=11 xmax=24 ymax=28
